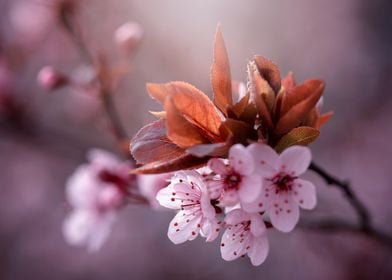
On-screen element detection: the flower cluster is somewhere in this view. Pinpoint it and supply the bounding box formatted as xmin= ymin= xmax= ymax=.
xmin=156 ymin=143 xmax=315 ymax=265
xmin=129 ymin=25 xmax=331 ymax=265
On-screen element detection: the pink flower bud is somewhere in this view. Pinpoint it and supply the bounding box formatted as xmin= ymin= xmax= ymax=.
xmin=37 ymin=66 xmax=67 ymax=91
xmin=114 ymin=22 xmax=143 ymax=55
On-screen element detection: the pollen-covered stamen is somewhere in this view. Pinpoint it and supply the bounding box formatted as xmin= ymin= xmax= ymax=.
xmin=269 ymin=172 xmax=297 ymax=193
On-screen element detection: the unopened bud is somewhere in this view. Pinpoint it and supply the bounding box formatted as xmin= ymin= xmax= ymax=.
xmin=114 ymin=22 xmax=143 ymax=55
xmin=37 ymin=66 xmax=68 ymax=91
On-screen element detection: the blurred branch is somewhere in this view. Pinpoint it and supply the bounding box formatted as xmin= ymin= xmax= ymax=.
xmin=308 ymin=161 xmax=392 ymax=249
xmin=58 ymin=1 xmax=130 ymax=155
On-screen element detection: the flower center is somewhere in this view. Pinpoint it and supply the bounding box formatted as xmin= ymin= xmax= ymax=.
xmin=224 ymin=171 xmax=242 ymax=190
xmin=98 ymin=169 xmax=129 ymax=193
xmin=271 ymin=172 xmax=296 ymax=193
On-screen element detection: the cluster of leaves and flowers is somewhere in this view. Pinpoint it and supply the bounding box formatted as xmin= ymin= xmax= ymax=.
xmin=55 ymin=16 xmax=335 ymax=265
xmin=127 ymin=26 xmax=332 ymax=265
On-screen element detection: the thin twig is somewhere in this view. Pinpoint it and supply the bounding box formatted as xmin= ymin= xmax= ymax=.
xmin=308 ymin=161 xmax=392 ymax=249
xmin=309 ymin=161 xmax=371 ymax=231
xmin=60 ymin=6 xmax=129 ymax=147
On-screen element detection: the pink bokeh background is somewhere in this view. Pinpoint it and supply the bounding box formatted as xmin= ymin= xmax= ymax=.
xmin=0 ymin=0 xmax=391 ymax=279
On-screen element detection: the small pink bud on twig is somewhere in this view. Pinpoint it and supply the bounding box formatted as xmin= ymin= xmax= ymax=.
xmin=114 ymin=22 xmax=143 ymax=55
xmin=37 ymin=66 xmax=68 ymax=91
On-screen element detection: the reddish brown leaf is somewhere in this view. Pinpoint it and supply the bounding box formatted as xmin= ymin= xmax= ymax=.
xmin=211 ymin=24 xmax=232 ymax=115
xmin=131 ymin=154 xmax=207 ymax=174
xmin=282 ymin=71 xmax=296 ymax=93
xmin=275 ymin=80 xmax=324 ymax=135
xmin=164 ymin=97 xmax=208 ymax=148
xmin=146 ymin=83 xmax=167 ymax=104
xmin=220 ymin=118 xmax=257 ymax=145
xmin=316 ymin=111 xmax=333 ymax=129
xmin=130 ymin=119 xmax=184 ymax=164
xmin=144 ymin=82 xmax=223 ymax=141
xmin=254 ymin=55 xmax=281 ymax=94
xmin=186 ymin=142 xmax=229 ymax=158
xmin=248 ymin=61 xmax=274 ymax=129
xmin=275 ymin=126 xmax=320 ymax=153
xmin=280 ymin=79 xmax=324 ymax=116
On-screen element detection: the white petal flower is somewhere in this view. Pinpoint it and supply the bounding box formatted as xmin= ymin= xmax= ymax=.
xmin=246 ymin=144 xmax=316 ymax=232
xmin=207 ymin=144 xmax=263 ymax=207
xmin=221 ymin=209 xmax=269 ymax=266
xmin=156 ymin=171 xmax=220 ymax=243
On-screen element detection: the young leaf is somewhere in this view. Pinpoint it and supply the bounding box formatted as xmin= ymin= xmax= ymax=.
xmin=164 ymin=97 xmax=208 ymax=148
xmin=275 ymin=80 xmax=324 ymax=135
xmin=130 ymin=120 xmax=184 ymax=164
xmin=275 ymin=126 xmax=320 ymax=153
xmin=211 ymin=24 xmax=232 ymax=115
xmin=254 ymin=55 xmax=281 ymax=94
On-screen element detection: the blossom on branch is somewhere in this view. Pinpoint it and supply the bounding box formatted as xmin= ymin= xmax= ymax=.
xmin=63 ymin=149 xmax=134 ymax=251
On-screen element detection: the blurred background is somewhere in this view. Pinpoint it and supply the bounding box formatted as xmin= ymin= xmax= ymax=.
xmin=0 ymin=0 xmax=391 ymax=279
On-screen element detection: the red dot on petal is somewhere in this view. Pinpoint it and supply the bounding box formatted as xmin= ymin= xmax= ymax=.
xmin=192 ymin=231 xmax=196 ymax=236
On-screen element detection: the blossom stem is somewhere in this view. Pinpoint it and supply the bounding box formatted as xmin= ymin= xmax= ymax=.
xmin=59 ymin=6 xmax=130 ymax=155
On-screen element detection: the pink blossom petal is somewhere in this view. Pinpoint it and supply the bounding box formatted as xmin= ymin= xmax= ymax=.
xmin=201 ymin=218 xmax=221 ymax=242
xmin=168 ymin=209 xmax=202 ymax=244
xmin=292 ymin=178 xmax=317 ymax=210
xmin=225 ymin=209 xmax=251 ymax=225
xmin=279 ymin=146 xmax=311 ymax=176
xmin=269 ymin=194 xmax=299 ymax=232
xmin=220 ymin=189 xmax=239 ymax=206
xmin=65 ymin=166 xmax=99 ymax=208
xmin=241 ymin=180 xmax=275 ymax=213
xmin=220 ymin=225 xmax=248 ymax=261
xmin=206 ymin=179 xmax=224 ymax=200
xmin=156 ymin=183 xmax=185 ymax=209
xmin=247 ymin=143 xmax=279 ymax=177
xmin=229 ymin=144 xmax=254 ymax=175
xmin=238 ymin=175 xmax=262 ymax=203
xmin=248 ymin=234 xmax=269 ymax=266
xmin=208 ymin=158 xmax=228 ymax=175
xmin=250 ymin=214 xmax=267 ymax=237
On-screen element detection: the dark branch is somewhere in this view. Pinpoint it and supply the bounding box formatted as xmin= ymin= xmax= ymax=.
xmin=309 ymin=161 xmax=371 ymax=232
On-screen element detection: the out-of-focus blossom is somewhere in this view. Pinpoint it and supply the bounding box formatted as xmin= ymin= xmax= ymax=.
xmin=221 ymin=209 xmax=269 ymax=266
xmin=137 ymin=173 xmax=171 ymax=209
xmin=156 ymin=171 xmax=221 ymax=244
xmin=37 ymin=66 xmax=68 ymax=91
xmin=9 ymin=0 xmax=54 ymax=44
xmin=114 ymin=22 xmax=143 ymax=55
xmin=244 ymin=144 xmax=316 ymax=232
xmin=63 ymin=149 xmax=134 ymax=251
xmin=208 ymin=144 xmax=262 ymax=207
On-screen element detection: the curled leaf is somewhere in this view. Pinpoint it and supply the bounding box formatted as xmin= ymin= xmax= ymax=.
xmin=254 ymin=55 xmax=281 ymax=94
xmin=275 ymin=126 xmax=320 ymax=153
xmin=211 ymin=24 xmax=232 ymax=115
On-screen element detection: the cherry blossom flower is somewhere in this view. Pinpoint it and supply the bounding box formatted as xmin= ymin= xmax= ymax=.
xmin=156 ymin=171 xmax=221 ymax=244
xmin=63 ymin=149 xmax=133 ymax=251
xmin=221 ymin=209 xmax=269 ymax=266
xmin=137 ymin=173 xmax=171 ymax=210
xmin=244 ymin=144 xmax=316 ymax=232
xmin=207 ymin=144 xmax=262 ymax=207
